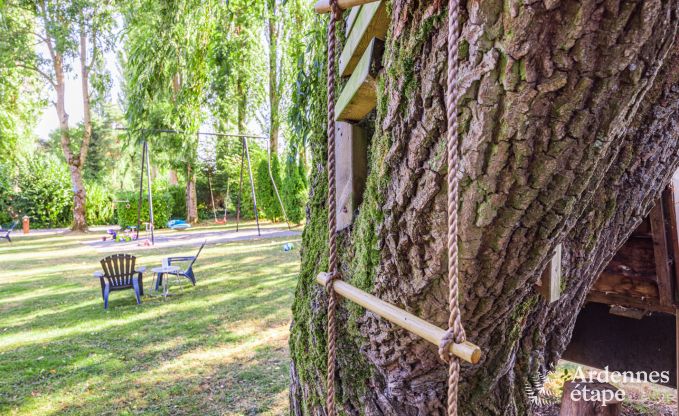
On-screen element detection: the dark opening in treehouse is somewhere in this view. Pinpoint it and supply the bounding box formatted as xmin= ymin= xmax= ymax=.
xmin=564 ymin=171 xmax=679 ymax=388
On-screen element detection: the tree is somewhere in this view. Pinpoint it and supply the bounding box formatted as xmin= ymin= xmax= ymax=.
xmin=266 ymin=0 xmax=281 ymax=155
xmin=123 ymin=0 xmax=215 ymax=223
xmin=267 ymin=0 xmax=308 ymax=156
xmin=289 ymin=2 xmax=679 ymax=415
xmin=1 ymin=0 xmax=115 ymax=231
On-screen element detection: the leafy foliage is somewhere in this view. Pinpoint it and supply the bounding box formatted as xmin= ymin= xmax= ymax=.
xmin=85 ymin=182 xmax=115 ymax=225
xmin=0 ymin=5 xmax=44 ymax=162
xmin=282 ymin=151 xmax=307 ymax=224
xmin=115 ymin=187 xmax=173 ymax=229
xmin=255 ymin=155 xmax=284 ymax=222
xmin=12 ymin=155 xmax=72 ymax=228
xmin=167 ymin=184 xmax=187 ymax=219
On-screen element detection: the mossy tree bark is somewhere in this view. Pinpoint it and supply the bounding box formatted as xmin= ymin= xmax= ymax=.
xmin=290 ymin=1 xmax=679 ymax=415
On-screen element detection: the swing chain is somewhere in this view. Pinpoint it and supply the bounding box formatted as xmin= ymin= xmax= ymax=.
xmin=325 ymin=1 xmax=341 ymax=416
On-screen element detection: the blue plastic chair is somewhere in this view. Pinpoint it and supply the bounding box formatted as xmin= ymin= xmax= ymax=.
xmin=155 ymin=241 xmax=206 ymax=291
xmin=94 ymin=254 xmax=146 ymax=309
xmin=0 ymin=221 xmax=18 ymax=243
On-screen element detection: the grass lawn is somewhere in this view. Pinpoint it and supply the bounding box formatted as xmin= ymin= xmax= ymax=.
xmin=0 ymin=222 xmax=300 ymax=416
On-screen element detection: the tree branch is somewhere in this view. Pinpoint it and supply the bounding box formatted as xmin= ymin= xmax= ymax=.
xmin=12 ymin=62 xmax=56 ymax=88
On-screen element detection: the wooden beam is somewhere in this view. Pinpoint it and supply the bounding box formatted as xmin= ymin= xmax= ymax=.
xmin=335 ymin=38 xmax=383 ymax=121
xmin=336 ymin=122 xmax=368 ymax=230
xmin=316 ymin=272 xmax=482 ymax=364
xmin=537 ymin=244 xmax=562 ymax=303
xmin=314 ymin=0 xmax=379 ymax=14
xmin=592 ymin=272 xmax=659 ymax=299
xmin=608 ymin=305 xmax=648 ymax=320
xmin=650 ymin=199 xmax=673 ymax=306
xmin=587 ymin=291 xmax=676 ymax=314
xmin=345 ymin=6 xmax=361 ymax=36
xmin=338 ymin=1 xmax=388 ymax=77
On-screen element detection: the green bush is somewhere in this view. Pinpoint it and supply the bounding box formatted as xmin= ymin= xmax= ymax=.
xmin=86 ymin=182 xmax=115 ymax=225
xmin=13 ymin=155 xmax=72 ymax=228
xmin=282 ymin=154 xmax=307 ymax=224
xmin=255 ymin=156 xmax=284 ymax=222
xmin=167 ymin=184 xmax=187 ymax=218
xmin=115 ymin=187 xmax=173 ymax=229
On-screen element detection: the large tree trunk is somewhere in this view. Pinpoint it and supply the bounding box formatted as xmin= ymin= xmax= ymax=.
xmin=290 ymin=1 xmax=679 ymax=415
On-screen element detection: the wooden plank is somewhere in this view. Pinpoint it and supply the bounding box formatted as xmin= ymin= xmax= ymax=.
xmin=603 ymin=236 xmax=657 ymax=279
xmin=314 ymin=0 xmax=379 ymax=14
xmin=335 ymin=122 xmax=368 ymax=230
xmin=537 ymin=244 xmax=562 ymax=303
xmin=587 ymin=291 xmax=675 ymax=314
xmin=608 ymin=305 xmax=648 ymax=320
xmin=592 ymin=272 xmax=659 ymax=299
xmin=338 ymin=1 xmax=388 ymax=77
xmin=650 ymin=199 xmax=673 ymax=306
xmin=316 ymin=272 xmax=482 ymax=364
xmin=336 ymin=38 xmax=383 ymax=121
xmin=345 ymin=6 xmax=361 ymax=36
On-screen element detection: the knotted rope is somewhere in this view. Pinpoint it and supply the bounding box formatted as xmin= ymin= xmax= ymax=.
xmin=438 ymin=0 xmax=467 ymax=415
xmin=325 ymin=1 xmax=341 ymax=415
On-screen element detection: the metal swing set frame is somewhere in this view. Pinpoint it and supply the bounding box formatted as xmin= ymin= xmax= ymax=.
xmin=117 ymin=128 xmax=290 ymax=245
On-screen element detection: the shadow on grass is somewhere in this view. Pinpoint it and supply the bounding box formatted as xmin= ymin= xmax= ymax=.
xmin=0 ymin=229 xmax=300 ymax=416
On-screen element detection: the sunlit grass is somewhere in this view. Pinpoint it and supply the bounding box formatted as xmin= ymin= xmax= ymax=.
xmin=0 ymin=222 xmax=299 ymax=415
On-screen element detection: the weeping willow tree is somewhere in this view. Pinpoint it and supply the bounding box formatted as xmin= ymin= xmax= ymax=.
xmin=289 ymin=1 xmax=679 ymax=415
xmin=123 ymin=0 xmax=215 ymax=223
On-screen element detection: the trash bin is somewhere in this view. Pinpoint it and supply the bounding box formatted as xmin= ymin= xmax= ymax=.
xmin=22 ymin=216 xmax=29 ymax=234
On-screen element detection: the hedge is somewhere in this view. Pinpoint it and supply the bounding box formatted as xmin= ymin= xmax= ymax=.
xmin=115 ymin=188 xmax=173 ymax=229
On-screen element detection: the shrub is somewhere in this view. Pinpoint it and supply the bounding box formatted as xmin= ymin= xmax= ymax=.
xmin=13 ymin=155 xmax=72 ymax=228
xmin=167 ymin=184 xmax=187 ymax=219
xmin=282 ymin=154 xmax=307 ymax=224
xmin=115 ymin=187 xmax=173 ymax=229
xmin=255 ymin=156 xmax=284 ymax=222
xmin=86 ymin=182 xmax=115 ymax=225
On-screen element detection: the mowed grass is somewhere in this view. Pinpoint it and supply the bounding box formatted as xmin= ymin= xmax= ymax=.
xmin=0 ymin=223 xmax=300 ymax=415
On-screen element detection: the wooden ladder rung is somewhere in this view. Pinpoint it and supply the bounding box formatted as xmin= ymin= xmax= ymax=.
xmin=316 ymin=272 xmax=482 ymax=364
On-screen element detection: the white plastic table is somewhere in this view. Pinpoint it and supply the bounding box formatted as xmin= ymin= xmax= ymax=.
xmin=151 ymin=266 xmax=181 ymax=299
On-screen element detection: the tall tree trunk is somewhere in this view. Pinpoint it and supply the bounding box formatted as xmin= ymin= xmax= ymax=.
xmin=79 ymin=28 xmax=93 ymax=172
xmin=268 ymin=0 xmax=281 ymax=155
xmin=186 ymin=163 xmax=198 ymax=224
xmin=169 ymin=170 xmax=179 ymax=185
xmin=71 ymin=26 xmax=94 ymax=233
xmin=290 ymin=1 xmax=679 ymax=415
xmin=53 ymin=49 xmax=87 ymax=232
xmin=237 ymin=74 xmax=247 ymax=136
